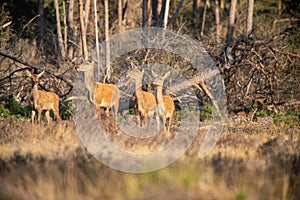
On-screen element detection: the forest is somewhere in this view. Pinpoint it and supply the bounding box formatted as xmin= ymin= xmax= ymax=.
xmin=0 ymin=0 xmax=300 ymax=199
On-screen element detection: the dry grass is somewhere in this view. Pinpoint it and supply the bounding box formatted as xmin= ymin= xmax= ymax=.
xmin=0 ymin=118 xmax=299 ymax=200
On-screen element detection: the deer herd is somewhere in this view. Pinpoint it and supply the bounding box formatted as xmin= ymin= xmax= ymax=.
xmin=27 ymin=62 xmax=175 ymax=136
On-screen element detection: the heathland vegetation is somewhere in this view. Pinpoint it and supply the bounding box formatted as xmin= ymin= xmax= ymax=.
xmin=0 ymin=0 xmax=299 ymax=199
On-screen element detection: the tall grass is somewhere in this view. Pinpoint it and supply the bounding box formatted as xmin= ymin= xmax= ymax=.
xmin=0 ymin=119 xmax=299 ymax=199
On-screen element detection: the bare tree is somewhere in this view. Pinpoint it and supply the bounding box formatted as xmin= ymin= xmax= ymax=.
xmin=118 ymin=0 xmax=123 ymax=32
xmin=193 ymin=0 xmax=201 ymax=28
xmin=225 ymin=0 xmax=237 ymax=65
xmin=220 ymin=0 xmax=225 ymax=10
xmin=162 ymin=0 xmax=170 ymax=29
xmin=277 ymin=0 xmax=282 ymax=16
xmin=151 ymin=0 xmax=158 ymax=25
xmin=67 ymin=0 xmax=74 ymax=59
xmin=94 ymin=0 xmax=100 ymax=66
xmin=246 ymin=0 xmax=254 ymax=34
xmin=226 ymin=0 xmax=237 ymax=43
xmin=104 ymin=0 xmax=111 ymax=81
xmin=200 ymin=0 xmax=209 ymax=37
xmin=85 ymin=0 xmax=91 ymax=28
xmin=63 ymin=1 xmax=67 ymax=53
xmin=37 ymin=0 xmax=44 ymax=48
xmin=142 ymin=0 xmax=149 ymax=27
xmin=54 ymin=0 xmax=66 ymax=58
xmin=79 ymin=0 xmax=88 ymax=60
xmin=215 ymin=0 xmax=221 ymax=43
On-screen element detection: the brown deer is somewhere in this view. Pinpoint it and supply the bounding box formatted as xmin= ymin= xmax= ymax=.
xmin=128 ymin=69 xmax=157 ymax=127
xmin=26 ymin=70 xmax=61 ymax=123
xmin=75 ymin=62 xmax=120 ymax=120
xmin=153 ymin=72 xmax=175 ymax=136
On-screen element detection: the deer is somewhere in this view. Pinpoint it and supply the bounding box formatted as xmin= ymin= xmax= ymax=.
xmin=153 ymin=71 xmax=175 ymax=136
xmin=75 ymin=62 xmax=120 ymax=121
xmin=128 ymin=69 xmax=157 ymax=127
xmin=26 ymin=70 xmax=61 ymax=124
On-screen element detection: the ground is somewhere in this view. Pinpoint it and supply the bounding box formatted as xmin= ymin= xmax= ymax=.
xmin=0 ymin=118 xmax=299 ymax=200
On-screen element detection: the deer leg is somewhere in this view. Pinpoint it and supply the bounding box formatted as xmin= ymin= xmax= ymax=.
xmin=136 ymin=113 xmax=141 ymax=126
xmin=55 ymin=111 xmax=61 ymax=122
xmin=31 ymin=110 xmax=36 ymax=123
xmin=156 ymin=115 xmax=160 ymax=131
xmin=45 ymin=111 xmax=51 ymax=123
xmin=167 ymin=115 xmax=172 ymax=136
xmin=162 ymin=115 xmax=167 ymax=134
xmin=95 ymin=105 xmax=101 ymax=120
xmin=148 ymin=111 xmax=154 ymax=127
xmin=37 ymin=110 xmax=42 ymax=124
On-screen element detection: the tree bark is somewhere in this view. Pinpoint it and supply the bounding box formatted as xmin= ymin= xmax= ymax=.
xmin=118 ymin=0 xmax=123 ymax=32
xmin=67 ymin=0 xmax=74 ymax=59
xmin=200 ymin=0 xmax=209 ymax=37
xmin=54 ymin=0 xmax=66 ymax=58
xmin=225 ymin=0 xmax=237 ymax=66
xmin=162 ymin=0 xmax=170 ymax=28
xmin=84 ymin=0 xmax=91 ymax=28
xmin=104 ymin=0 xmax=111 ymax=81
xmin=63 ymin=1 xmax=67 ymax=53
xmin=94 ymin=0 xmax=100 ymax=66
xmin=151 ymin=0 xmax=158 ymax=25
xmin=246 ymin=0 xmax=254 ymax=34
xmin=226 ymin=0 xmax=237 ymax=44
xmin=215 ymin=0 xmax=221 ymax=43
xmin=37 ymin=0 xmax=44 ymax=48
xmin=142 ymin=0 xmax=149 ymax=27
xmin=79 ymin=0 xmax=88 ymax=60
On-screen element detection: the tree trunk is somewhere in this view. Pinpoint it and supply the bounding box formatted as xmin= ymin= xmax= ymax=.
xmin=63 ymin=1 xmax=67 ymax=53
xmin=158 ymin=0 xmax=166 ymax=27
xmin=37 ymin=0 xmax=44 ymax=48
xmin=246 ymin=0 xmax=254 ymax=35
xmin=118 ymin=0 xmax=123 ymax=32
xmin=54 ymin=0 xmax=66 ymax=58
xmin=84 ymin=0 xmax=91 ymax=28
xmin=169 ymin=0 xmax=184 ymax=24
xmin=67 ymin=0 xmax=74 ymax=59
xmin=104 ymin=0 xmax=111 ymax=81
xmin=94 ymin=0 xmax=100 ymax=67
xmin=215 ymin=0 xmax=221 ymax=43
xmin=151 ymin=0 xmax=158 ymax=25
xmin=79 ymin=0 xmax=88 ymax=60
xmin=142 ymin=0 xmax=149 ymax=27
xmin=200 ymin=0 xmax=209 ymax=37
xmin=193 ymin=0 xmax=201 ymax=28
xmin=162 ymin=0 xmax=170 ymax=29
xmin=220 ymin=0 xmax=225 ymax=10
xmin=226 ymin=0 xmax=237 ymax=44
xmin=277 ymin=0 xmax=282 ymax=16
xmin=225 ymin=0 xmax=237 ymax=66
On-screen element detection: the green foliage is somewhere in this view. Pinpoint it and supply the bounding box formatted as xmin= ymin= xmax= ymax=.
xmin=0 ymin=104 xmax=10 ymax=118
xmin=255 ymin=109 xmax=274 ymax=117
xmin=273 ymin=109 xmax=300 ymax=127
xmin=0 ymin=95 xmax=32 ymax=119
xmin=60 ymin=101 xmax=75 ymax=120
xmin=234 ymin=191 xmax=247 ymax=200
xmin=200 ymin=102 xmax=213 ymax=119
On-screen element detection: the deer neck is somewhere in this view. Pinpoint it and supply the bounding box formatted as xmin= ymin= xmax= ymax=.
xmin=156 ymin=85 xmax=164 ymax=105
xmin=134 ymin=77 xmax=143 ymax=93
xmin=31 ymin=83 xmax=40 ymax=106
xmin=83 ymin=70 xmax=97 ymax=93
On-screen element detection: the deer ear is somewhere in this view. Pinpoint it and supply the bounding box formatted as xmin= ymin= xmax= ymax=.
xmin=164 ymin=71 xmax=171 ymax=79
xmin=26 ymin=70 xmax=32 ymax=77
xmin=38 ymin=71 xmax=45 ymax=78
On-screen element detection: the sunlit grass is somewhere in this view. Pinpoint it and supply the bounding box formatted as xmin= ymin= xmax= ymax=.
xmin=0 ymin=118 xmax=299 ymax=199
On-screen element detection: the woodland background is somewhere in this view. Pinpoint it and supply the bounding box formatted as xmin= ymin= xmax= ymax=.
xmin=0 ymin=0 xmax=299 ymax=121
